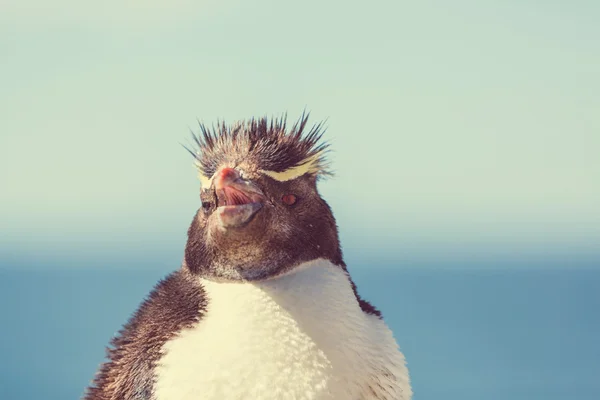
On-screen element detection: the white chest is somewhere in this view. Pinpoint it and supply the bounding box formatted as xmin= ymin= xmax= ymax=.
xmin=154 ymin=259 xmax=411 ymax=400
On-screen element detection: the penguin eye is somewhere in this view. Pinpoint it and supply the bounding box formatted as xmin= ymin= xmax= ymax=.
xmin=201 ymin=201 xmax=212 ymax=213
xmin=281 ymin=194 xmax=297 ymax=206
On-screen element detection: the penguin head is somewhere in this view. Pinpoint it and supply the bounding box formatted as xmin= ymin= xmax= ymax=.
xmin=184 ymin=114 xmax=343 ymax=281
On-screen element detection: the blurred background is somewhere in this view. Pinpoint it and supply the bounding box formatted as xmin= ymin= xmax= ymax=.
xmin=1 ymin=1 xmax=599 ymax=399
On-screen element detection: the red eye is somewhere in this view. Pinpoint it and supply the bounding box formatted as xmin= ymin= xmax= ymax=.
xmin=281 ymin=194 xmax=297 ymax=206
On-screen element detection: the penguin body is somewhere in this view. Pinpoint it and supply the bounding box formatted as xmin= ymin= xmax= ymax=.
xmin=84 ymin=114 xmax=412 ymax=399
xmin=154 ymin=259 xmax=409 ymax=399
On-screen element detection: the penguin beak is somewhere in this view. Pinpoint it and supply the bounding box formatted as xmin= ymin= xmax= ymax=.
xmin=212 ymin=168 xmax=265 ymax=228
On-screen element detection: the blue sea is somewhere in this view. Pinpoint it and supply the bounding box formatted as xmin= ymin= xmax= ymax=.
xmin=1 ymin=262 xmax=599 ymax=400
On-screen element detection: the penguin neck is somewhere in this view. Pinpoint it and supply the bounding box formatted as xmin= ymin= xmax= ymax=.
xmin=198 ymin=258 xmax=359 ymax=331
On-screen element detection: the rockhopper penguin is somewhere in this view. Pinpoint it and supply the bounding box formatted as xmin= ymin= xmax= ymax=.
xmin=84 ymin=114 xmax=412 ymax=400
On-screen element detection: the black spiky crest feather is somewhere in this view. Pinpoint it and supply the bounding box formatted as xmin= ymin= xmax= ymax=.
xmin=186 ymin=112 xmax=332 ymax=180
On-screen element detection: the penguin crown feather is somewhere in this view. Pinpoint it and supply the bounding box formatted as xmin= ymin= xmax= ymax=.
xmin=187 ymin=113 xmax=332 ymax=184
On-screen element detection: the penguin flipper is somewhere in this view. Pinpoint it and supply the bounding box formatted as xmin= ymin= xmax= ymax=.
xmin=83 ymin=268 xmax=207 ymax=400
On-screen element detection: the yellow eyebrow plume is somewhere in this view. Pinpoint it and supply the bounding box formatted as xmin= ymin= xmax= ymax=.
xmin=198 ymin=173 xmax=213 ymax=189
xmin=260 ymin=153 xmax=322 ymax=182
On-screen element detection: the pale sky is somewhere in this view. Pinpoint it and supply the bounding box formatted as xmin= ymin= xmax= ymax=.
xmin=1 ymin=0 xmax=599 ymax=268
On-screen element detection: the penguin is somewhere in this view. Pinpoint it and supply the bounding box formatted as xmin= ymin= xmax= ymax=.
xmin=84 ymin=114 xmax=412 ymax=400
